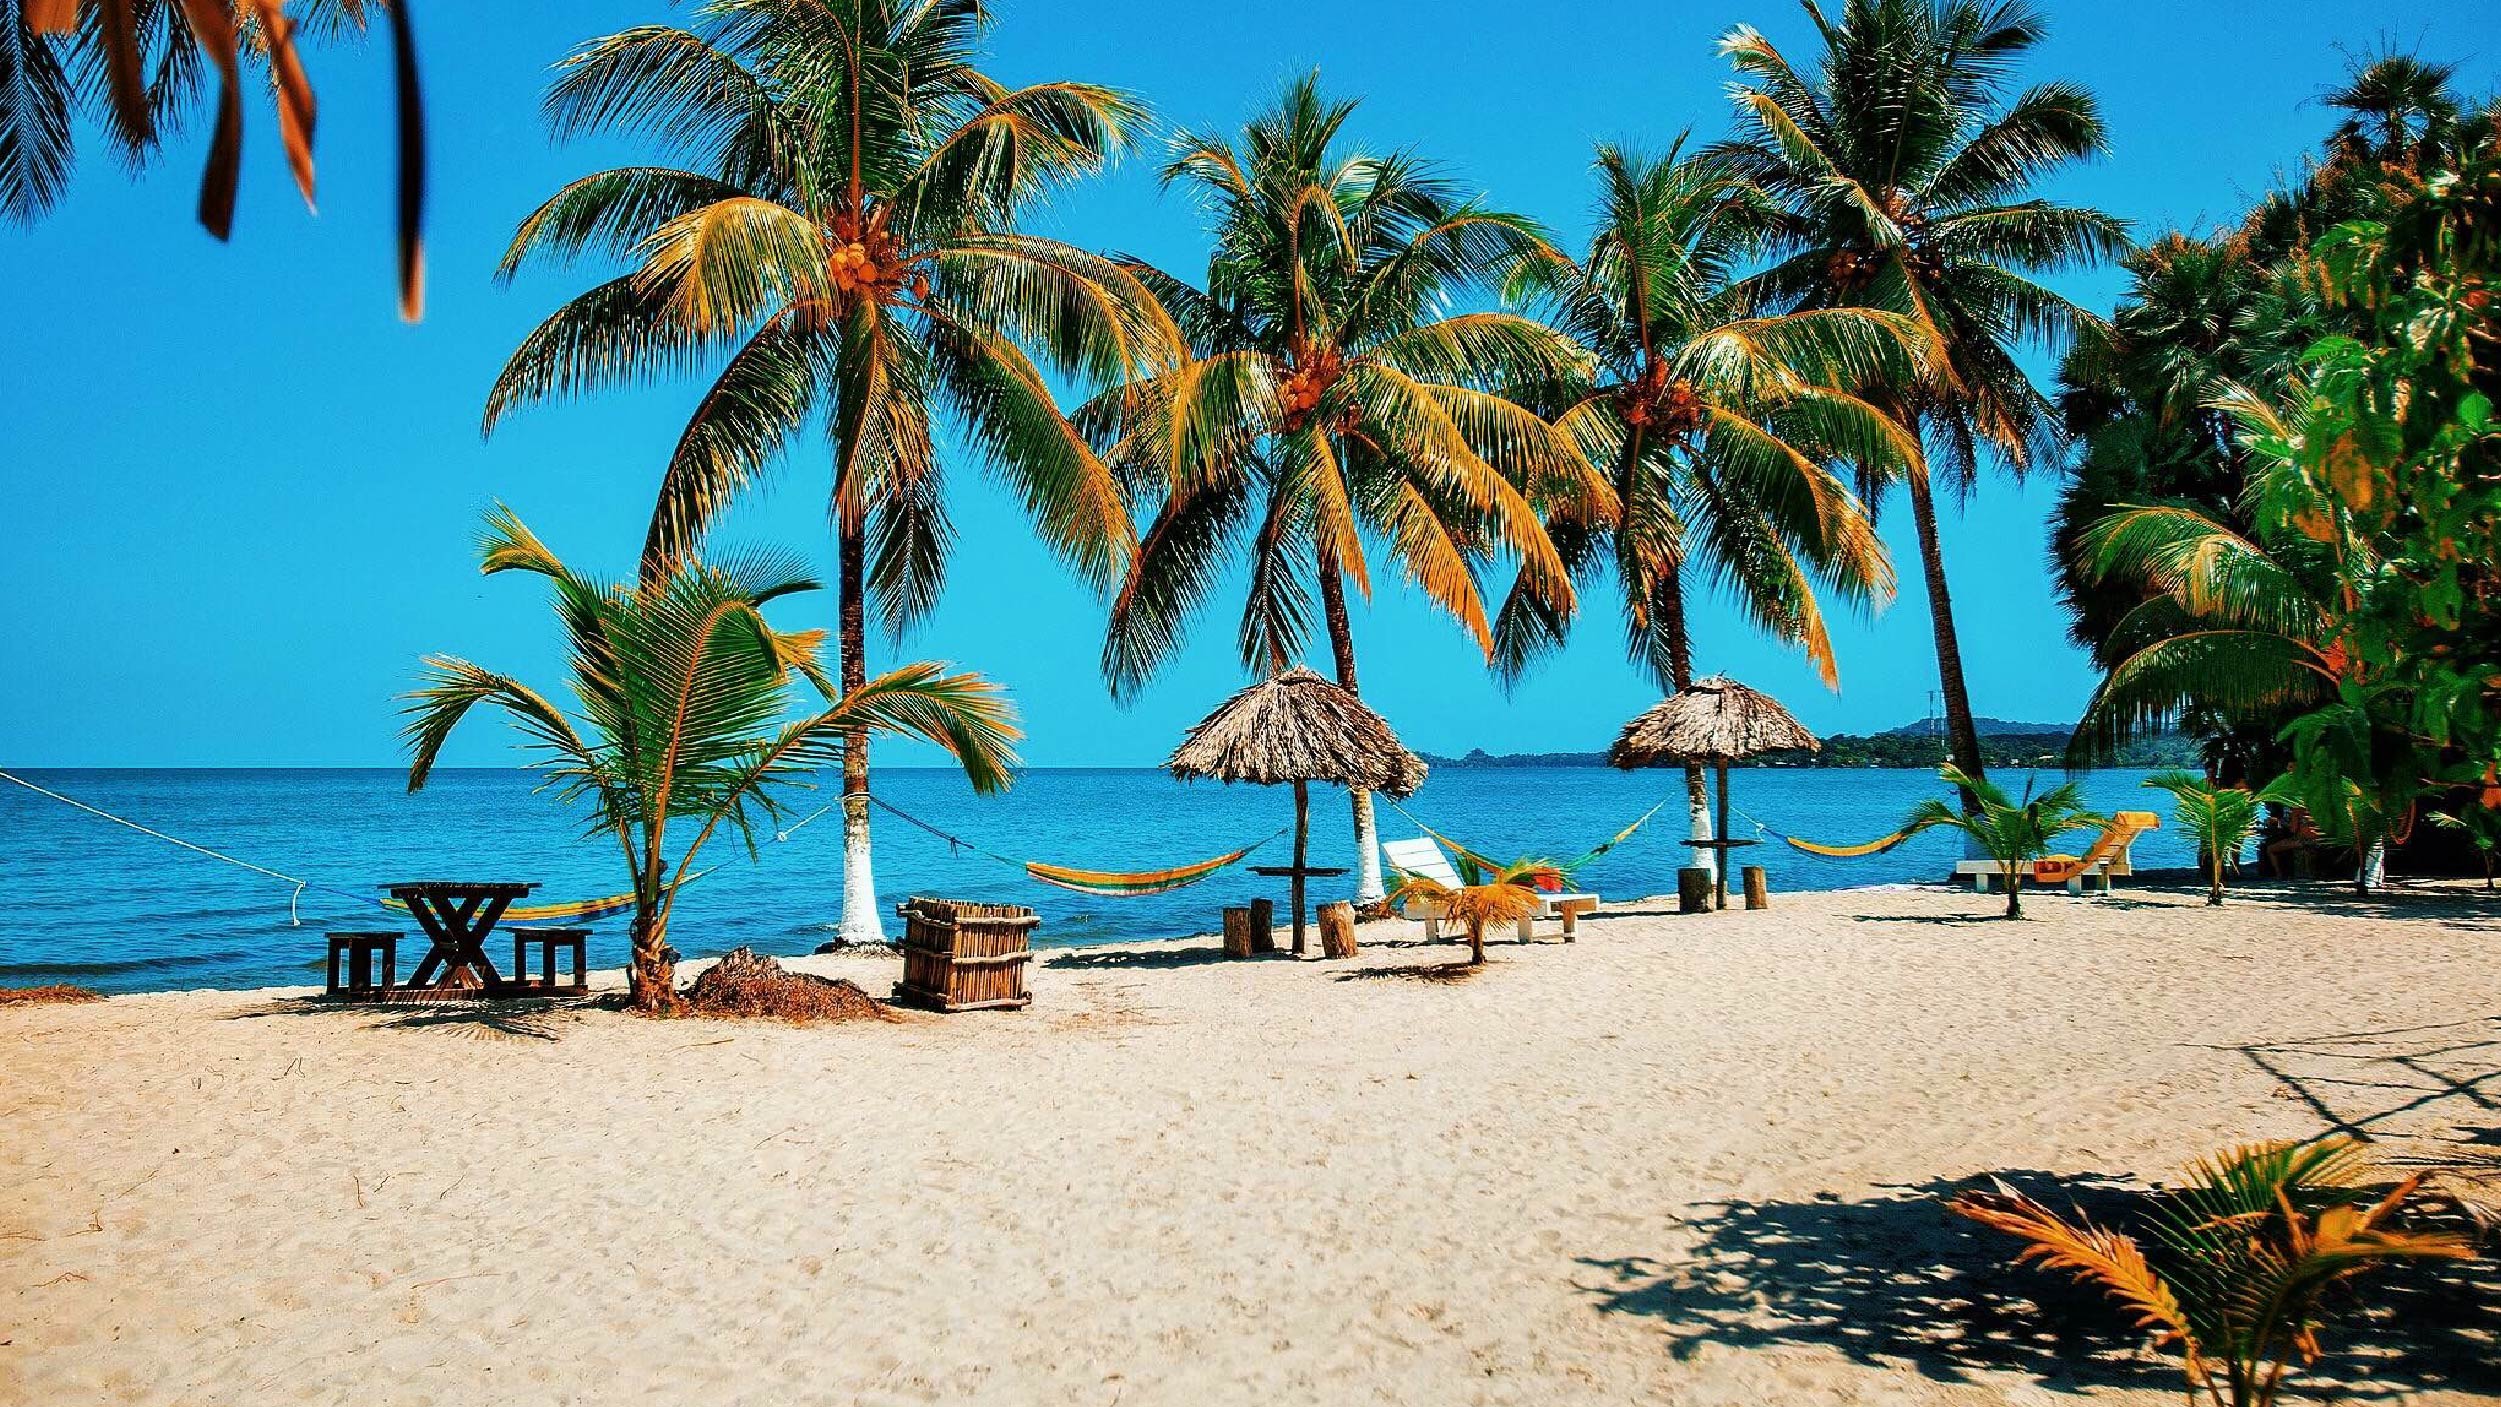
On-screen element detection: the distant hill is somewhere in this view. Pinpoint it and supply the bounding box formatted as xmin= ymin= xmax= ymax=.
xmin=1875 ymin=716 xmax=2073 ymax=739
xmin=1420 ymin=716 xmax=2199 ymax=771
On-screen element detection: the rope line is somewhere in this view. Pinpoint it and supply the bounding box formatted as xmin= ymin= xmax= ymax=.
xmin=0 ymin=768 xmax=369 ymax=923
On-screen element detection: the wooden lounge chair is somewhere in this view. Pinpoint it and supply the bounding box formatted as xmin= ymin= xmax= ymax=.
xmin=1952 ymin=810 xmax=2163 ymax=895
xmin=1381 ymin=837 xmax=1600 ymax=941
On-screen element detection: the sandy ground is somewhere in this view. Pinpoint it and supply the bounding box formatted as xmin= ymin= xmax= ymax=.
xmin=4 ymin=878 xmax=2497 ymax=1406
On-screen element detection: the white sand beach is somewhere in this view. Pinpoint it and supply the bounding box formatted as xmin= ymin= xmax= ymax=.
xmin=5 ymin=880 xmax=2495 ymax=1406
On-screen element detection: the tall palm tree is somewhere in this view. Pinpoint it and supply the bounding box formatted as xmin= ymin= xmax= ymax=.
xmin=403 ymin=509 xmax=1020 ymax=1012
xmin=1088 ymin=75 xmax=1585 ymax=905
xmin=1711 ymin=0 xmax=2127 ymax=798
xmin=485 ymin=0 xmax=1173 ymax=942
xmin=1493 ymin=143 xmax=1911 ymax=839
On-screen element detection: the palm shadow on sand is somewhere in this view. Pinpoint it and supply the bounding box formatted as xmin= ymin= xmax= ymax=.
xmin=1576 ymin=1168 xmax=2498 ymax=1399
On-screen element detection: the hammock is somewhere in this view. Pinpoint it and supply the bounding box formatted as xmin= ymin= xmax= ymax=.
xmin=1025 ymin=842 xmax=1271 ymax=898
xmin=1387 ymin=799 xmax=1670 ymax=882
xmin=382 ymin=885 xmax=674 ymax=925
xmin=870 ymin=795 xmax=1282 ymax=898
xmin=1781 ymin=827 xmax=1917 ymax=859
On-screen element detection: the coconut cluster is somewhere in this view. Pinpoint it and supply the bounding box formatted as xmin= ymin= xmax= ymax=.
xmin=1618 ymin=361 xmax=1708 ymax=436
xmin=1276 ymin=342 xmax=1347 ymax=432
xmin=823 ymin=209 xmax=913 ymax=304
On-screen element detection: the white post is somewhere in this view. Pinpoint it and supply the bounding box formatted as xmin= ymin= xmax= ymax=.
xmin=2360 ymin=840 xmax=2387 ymax=892
xmin=837 ymin=791 xmax=887 ymax=944
xmin=1351 ymin=787 xmax=1385 ymax=907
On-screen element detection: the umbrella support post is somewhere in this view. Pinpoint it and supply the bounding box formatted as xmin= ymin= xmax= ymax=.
xmin=1714 ymin=763 xmax=1732 ymax=910
xmin=1291 ymin=779 xmax=1310 ymax=955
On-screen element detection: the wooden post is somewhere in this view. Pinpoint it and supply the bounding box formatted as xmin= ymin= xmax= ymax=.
xmin=1290 ymin=779 xmax=1310 ymax=955
xmin=1742 ymin=865 xmax=1770 ymax=911
xmin=1714 ymin=762 xmax=1733 ymax=910
xmin=1222 ymin=906 xmax=1255 ymax=958
xmin=1318 ymin=901 xmax=1357 ymax=959
xmin=1248 ymin=898 xmax=1277 ymax=953
xmin=1678 ymin=866 xmax=1713 ymax=914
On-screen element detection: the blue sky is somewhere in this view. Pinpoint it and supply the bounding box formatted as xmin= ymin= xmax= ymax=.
xmin=2 ymin=0 xmax=2491 ymax=768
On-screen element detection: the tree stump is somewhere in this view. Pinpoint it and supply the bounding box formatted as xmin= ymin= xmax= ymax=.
xmin=1318 ymin=901 xmax=1358 ymax=959
xmin=1678 ymin=867 xmax=1714 ymax=915
xmin=1742 ymin=865 xmax=1770 ymax=911
xmin=1222 ymin=906 xmax=1256 ymax=958
xmin=1248 ymin=898 xmax=1277 ymax=953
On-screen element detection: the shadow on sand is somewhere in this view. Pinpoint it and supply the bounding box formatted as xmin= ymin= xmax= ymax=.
xmin=228 ymin=993 xmax=580 ymax=1041
xmin=1577 ymin=1167 xmax=2499 ymax=1400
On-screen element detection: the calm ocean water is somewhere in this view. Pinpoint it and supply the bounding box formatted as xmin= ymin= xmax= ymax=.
xmin=0 ymin=766 xmax=2192 ymax=993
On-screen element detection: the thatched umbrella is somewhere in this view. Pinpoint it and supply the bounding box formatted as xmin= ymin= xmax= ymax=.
xmin=1610 ymin=675 xmax=1818 ymax=908
xmin=1168 ymin=668 xmax=1426 ymax=952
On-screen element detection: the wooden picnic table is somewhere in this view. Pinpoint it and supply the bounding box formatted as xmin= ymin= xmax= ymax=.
xmin=1247 ymin=864 xmax=1349 ymax=954
xmin=382 ymin=880 xmax=538 ymax=997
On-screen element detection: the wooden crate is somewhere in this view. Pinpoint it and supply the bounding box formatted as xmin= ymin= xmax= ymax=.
xmin=893 ymin=898 xmax=1037 ymax=1012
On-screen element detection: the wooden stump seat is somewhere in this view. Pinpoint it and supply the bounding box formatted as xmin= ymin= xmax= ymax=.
xmin=325 ymin=932 xmax=399 ymax=1000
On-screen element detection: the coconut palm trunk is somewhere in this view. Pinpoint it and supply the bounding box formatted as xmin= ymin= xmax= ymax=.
xmin=836 ymin=521 xmax=884 ymax=946
xmin=1316 ymin=546 xmax=1386 ymax=908
xmin=1653 ymin=566 xmax=1714 ymax=846
xmin=1903 ymin=465 xmax=1989 ymax=809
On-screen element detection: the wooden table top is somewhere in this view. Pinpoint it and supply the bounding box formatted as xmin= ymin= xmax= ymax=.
xmin=378 ymin=881 xmax=541 ymax=898
xmin=1248 ymin=865 xmax=1351 ymax=878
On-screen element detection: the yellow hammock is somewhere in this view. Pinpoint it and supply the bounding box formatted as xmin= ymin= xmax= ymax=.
xmin=380 ymin=868 xmax=716 ymax=925
xmin=1782 ymin=827 xmax=1916 ymax=859
xmin=1024 ymin=839 xmax=1273 ymax=898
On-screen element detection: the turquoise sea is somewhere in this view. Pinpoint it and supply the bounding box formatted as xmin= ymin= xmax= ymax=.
xmin=0 ymin=766 xmax=2194 ymax=994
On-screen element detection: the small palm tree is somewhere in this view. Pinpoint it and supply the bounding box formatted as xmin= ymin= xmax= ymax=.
xmin=1900 ymin=764 xmax=2102 ymax=917
xmin=402 ymin=509 xmax=1019 ymax=1013
xmin=1953 ymin=1136 xmax=2474 ymax=1407
xmin=1386 ymin=858 xmax=1554 ymax=966
xmin=2143 ymin=771 xmax=2267 ymax=905
xmin=2427 ymin=804 xmax=2501 ymax=890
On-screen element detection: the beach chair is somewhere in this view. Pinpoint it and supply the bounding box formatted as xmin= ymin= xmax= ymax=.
xmin=1951 ymin=811 xmax=2163 ymax=895
xmin=1381 ymin=837 xmax=1601 ymax=941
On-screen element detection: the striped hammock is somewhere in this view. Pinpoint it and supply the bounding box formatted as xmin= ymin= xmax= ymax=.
xmin=379 ymin=868 xmax=716 ymax=925
xmin=1024 ymin=840 xmax=1271 ymax=898
xmin=1782 ymin=828 xmax=1915 ymax=859
xmin=1396 ymin=800 xmax=1669 ymax=883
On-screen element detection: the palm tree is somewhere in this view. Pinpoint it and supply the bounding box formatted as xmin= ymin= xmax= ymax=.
xmin=1088 ymin=75 xmax=1585 ymax=905
xmin=3 ymin=0 xmax=425 ymax=315
xmin=2142 ymin=771 xmax=2266 ymax=905
xmin=485 ymin=1 xmax=1171 ymax=943
xmin=2072 ymin=387 xmax=2423 ymax=894
xmin=2322 ymin=51 xmax=2467 ymax=170
xmin=402 ymin=508 xmax=1019 ymax=1013
xmin=1711 ymin=0 xmax=2128 ymax=799
xmin=1899 ymin=763 xmax=2101 ymax=917
xmin=1386 ymin=864 xmax=1549 ymax=967
xmin=1954 ymin=1137 xmax=2473 ymax=1407
xmin=1493 ymin=143 xmax=1911 ymax=841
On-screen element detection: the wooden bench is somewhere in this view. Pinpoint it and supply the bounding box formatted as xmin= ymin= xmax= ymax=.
xmin=504 ymin=927 xmax=589 ymax=996
xmin=325 ymin=932 xmax=399 ymax=1000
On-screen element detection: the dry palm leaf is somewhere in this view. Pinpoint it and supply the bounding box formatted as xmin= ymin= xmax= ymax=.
xmin=22 ymin=0 xmax=426 ymax=318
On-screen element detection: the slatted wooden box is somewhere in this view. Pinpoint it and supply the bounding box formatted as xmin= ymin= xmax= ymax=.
xmin=893 ymin=898 xmax=1037 ymax=1012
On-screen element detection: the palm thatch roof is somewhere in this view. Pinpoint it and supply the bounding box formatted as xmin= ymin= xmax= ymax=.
xmin=1609 ymin=675 xmax=1819 ymax=767
xmin=1167 ymin=668 xmax=1427 ymax=796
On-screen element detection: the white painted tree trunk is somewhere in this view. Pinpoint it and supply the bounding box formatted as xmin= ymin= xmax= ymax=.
xmin=1351 ymin=787 xmax=1384 ymax=906
xmin=2360 ymin=840 xmax=2387 ymax=892
xmin=838 ymin=791 xmax=886 ymax=944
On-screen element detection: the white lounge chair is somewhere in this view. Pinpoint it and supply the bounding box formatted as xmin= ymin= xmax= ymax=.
xmin=1950 ymin=811 xmax=2163 ymax=896
xmin=1380 ymin=836 xmax=1601 ymax=942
